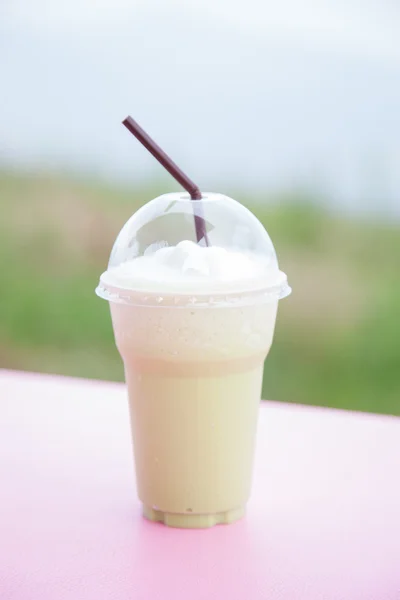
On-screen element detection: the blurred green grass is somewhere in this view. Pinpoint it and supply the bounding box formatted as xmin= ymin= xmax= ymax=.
xmin=1 ymin=171 xmax=399 ymax=415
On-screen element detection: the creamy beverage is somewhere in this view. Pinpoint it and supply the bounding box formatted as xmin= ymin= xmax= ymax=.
xmin=98 ymin=119 xmax=291 ymax=527
xmin=96 ymin=193 xmax=291 ymax=528
xmin=98 ymin=227 xmax=289 ymax=527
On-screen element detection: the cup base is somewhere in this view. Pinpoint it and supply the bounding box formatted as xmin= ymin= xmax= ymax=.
xmin=143 ymin=505 xmax=245 ymax=528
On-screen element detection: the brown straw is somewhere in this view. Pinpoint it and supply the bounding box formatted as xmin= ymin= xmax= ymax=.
xmin=122 ymin=116 xmax=209 ymax=245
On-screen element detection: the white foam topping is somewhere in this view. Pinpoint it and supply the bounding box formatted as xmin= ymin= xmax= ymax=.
xmin=101 ymin=240 xmax=286 ymax=294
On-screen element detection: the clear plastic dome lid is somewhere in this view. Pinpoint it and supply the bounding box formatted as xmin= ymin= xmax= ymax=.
xmin=96 ymin=193 xmax=291 ymax=305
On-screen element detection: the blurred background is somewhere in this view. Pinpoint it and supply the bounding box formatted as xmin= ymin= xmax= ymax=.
xmin=1 ymin=0 xmax=399 ymax=415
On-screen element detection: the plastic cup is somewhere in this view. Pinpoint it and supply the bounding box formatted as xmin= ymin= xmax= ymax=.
xmin=96 ymin=193 xmax=290 ymax=528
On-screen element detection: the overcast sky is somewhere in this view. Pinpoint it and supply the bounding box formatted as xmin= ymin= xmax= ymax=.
xmin=2 ymin=0 xmax=400 ymax=216
xmin=5 ymin=0 xmax=400 ymax=62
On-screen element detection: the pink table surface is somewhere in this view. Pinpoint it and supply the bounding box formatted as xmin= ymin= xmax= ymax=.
xmin=0 ymin=369 xmax=399 ymax=600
